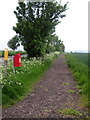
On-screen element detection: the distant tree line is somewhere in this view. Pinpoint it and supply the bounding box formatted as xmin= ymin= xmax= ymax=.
xmin=7 ymin=1 xmax=68 ymax=58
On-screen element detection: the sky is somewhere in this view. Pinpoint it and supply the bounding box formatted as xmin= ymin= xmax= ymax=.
xmin=0 ymin=0 xmax=89 ymax=52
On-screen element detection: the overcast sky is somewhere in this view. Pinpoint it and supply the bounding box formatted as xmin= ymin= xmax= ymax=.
xmin=0 ymin=0 xmax=89 ymax=52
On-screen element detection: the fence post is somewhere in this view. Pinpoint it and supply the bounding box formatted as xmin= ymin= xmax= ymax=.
xmin=12 ymin=56 xmax=15 ymax=74
xmin=4 ymin=48 xmax=8 ymax=77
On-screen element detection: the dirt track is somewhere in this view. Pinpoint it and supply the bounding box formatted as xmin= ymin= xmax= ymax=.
xmin=2 ymin=54 xmax=88 ymax=119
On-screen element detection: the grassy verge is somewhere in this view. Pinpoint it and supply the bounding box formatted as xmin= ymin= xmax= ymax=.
xmin=57 ymin=108 xmax=82 ymax=117
xmin=65 ymin=53 xmax=89 ymax=107
xmin=2 ymin=52 xmax=60 ymax=107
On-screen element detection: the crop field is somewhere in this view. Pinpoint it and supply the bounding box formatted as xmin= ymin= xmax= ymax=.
xmin=72 ymin=53 xmax=89 ymax=67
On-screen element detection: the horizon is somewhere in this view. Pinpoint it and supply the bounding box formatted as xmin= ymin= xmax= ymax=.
xmin=0 ymin=48 xmax=89 ymax=53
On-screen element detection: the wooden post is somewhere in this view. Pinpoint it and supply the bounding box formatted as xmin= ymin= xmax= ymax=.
xmin=4 ymin=60 xmax=7 ymax=77
xmin=12 ymin=56 xmax=15 ymax=74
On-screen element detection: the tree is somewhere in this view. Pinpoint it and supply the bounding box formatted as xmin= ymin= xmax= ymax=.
xmin=46 ymin=34 xmax=65 ymax=53
xmin=59 ymin=41 xmax=65 ymax=52
xmin=7 ymin=35 xmax=20 ymax=50
xmin=13 ymin=1 xmax=68 ymax=58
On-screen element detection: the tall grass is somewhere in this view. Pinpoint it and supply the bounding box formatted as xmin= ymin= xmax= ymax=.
xmin=1 ymin=52 xmax=60 ymax=107
xmin=65 ymin=53 xmax=88 ymax=95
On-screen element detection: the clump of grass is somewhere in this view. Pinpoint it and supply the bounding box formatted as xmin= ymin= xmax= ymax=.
xmin=1 ymin=52 xmax=60 ymax=107
xmin=44 ymin=109 xmax=49 ymax=112
xmin=57 ymin=108 xmax=82 ymax=116
xmin=67 ymin=90 xmax=74 ymax=93
xmin=63 ymin=82 xmax=70 ymax=85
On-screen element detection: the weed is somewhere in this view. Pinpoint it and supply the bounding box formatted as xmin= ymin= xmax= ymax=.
xmin=67 ymin=90 xmax=74 ymax=93
xmin=44 ymin=88 xmax=48 ymax=92
xmin=44 ymin=109 xmax=49 ymax=112
xmin=63 ymin=82 xmax=70 ymax=85
xmin=57 ymin=108 xmax=82 ymax=116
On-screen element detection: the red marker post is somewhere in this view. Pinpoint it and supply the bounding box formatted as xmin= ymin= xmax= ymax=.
xmin=12 ymin=53 xmax=21 ymax=73
xmin=13 ymin=53 xmax=21 ymax=67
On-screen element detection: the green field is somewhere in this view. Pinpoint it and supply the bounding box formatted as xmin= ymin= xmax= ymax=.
xmin=72 ymin=53 xmax=89 ymax=67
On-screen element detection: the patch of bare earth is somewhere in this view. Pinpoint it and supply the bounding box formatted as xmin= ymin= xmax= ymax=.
xmin=2 ymin=54 xmax=88 ymax=119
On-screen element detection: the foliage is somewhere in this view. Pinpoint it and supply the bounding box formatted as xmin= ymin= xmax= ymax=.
xmin=1 ymin=52 xmax=60 ymax=107
xmin=46 ymin=35 xmax=65 ymax=53
xmin=7 ymin=35 xmax=20 ymax=51
xmin=13 ymin=1 xmax=67 ymax=57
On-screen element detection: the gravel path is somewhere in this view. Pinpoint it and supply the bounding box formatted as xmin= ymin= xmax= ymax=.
xmin=2 ymin=54 xmax=88 ymax=119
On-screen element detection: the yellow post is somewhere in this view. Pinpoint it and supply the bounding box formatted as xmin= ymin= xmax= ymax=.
xmin=4 ymin=48 xmax=8 ymax=77
xmin=4 ymin=48 xmax=8 ymax=60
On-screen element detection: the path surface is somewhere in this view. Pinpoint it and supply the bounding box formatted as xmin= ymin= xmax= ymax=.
xmin=2 ymin=54 xmax=88 ymax=118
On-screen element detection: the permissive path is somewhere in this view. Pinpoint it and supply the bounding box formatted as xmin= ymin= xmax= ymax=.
xmin=2 ymin=54 xmax=88 ymax=118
